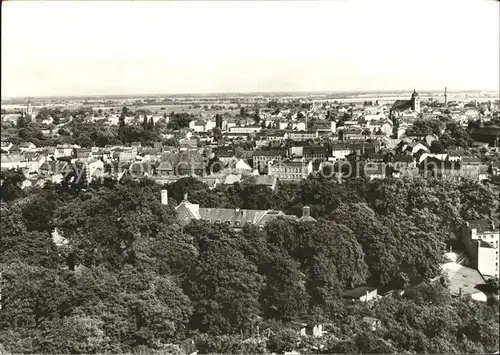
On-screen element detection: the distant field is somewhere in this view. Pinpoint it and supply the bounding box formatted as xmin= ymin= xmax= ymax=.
xmin=91 ymin=104 xmax=241 ymax=115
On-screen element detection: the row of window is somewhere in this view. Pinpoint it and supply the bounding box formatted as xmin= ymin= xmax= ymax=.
xmin=203 ymin=219 xmax=248 ymax=227
xmin=254 ymin=156 xmax=282 ymax=160
xmin=270 ymin=167 xmax=303 ymax=173
xmin=272 ymin=174 xmax=304 ymax=180
xmin=304 ymin=154 xmax=325 ymax=158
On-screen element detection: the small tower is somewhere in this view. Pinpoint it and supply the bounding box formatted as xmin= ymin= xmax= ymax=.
xmin=411 ymin=89 xmax=420 ymax=114
xmin=161 ymin=189 xmax=168 ymax=205
xmin=26 ymin=97 xmax=33 ymax=117
xmin=444 ymin=87 xmax=448 ymax=107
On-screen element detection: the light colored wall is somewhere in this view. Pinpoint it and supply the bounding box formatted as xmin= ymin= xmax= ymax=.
xmin=477 ymin=246 xmax=497 ymax=277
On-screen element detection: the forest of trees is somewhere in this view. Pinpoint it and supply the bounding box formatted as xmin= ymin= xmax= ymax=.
xmin=404 ymin=118 xmax=482 ymax=151
xmin=1 ymin=108 xmax=172 ymax=148
xmin=1 ymin=172 xmax=499 ymax=354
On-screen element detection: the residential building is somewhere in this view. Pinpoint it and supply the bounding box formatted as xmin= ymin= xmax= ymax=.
xmin=86 ymin=159 xmax=105 ymax=181
xmin=440 ymin=262 xmax=489 ymax=302
xmin=294 ymin=121 xmax=307 ymax=131
xmin=157 ymin=161 xmax=175 ymax=176
xmin=174 ymin=193 xmax=299 ymax=229
xmin=469 ymin=125 xmax=500 ymax=147
xmin=289 ymin=146 xmax=304 ymax=157
xmin=303 ymin=146 xmax=326 ymax=161
xmin=1 ymin=154 xmax=27 ymax=170
xmin=205 ymin=118 xmax=216 ymax=132
xmin=268 ymin=159 xmax=313 ymax=181
xmin=189 ymin=119 xmax=206 ymax=132
xmin=1 ymin=142 xmax=13 ymax=153
xmin=38 ymin=160 xmax=71 ymax=179
xmin=246 ymin=175 xmax=278 ymax=191
xmin=362 ymin=317 xmax=381 ymax=332
xmin=298 ymin=206 xmax=316 ymax=222
xmin=223 ymin=174 xmax=243 ymax=186
xmin=461 ymin=219 xmax=499 ymax=278
xmin=226 ymin=158 xmax=253 ymax=174
xmin=342 ymin=128 xmax=364 ymax=140
xmin=229 ymin=126 xmax=262 ymax=134
xmin=363 ymin=162 xmax=386 ymax=180
xmin=350 ymin=141 xmax=380 ymax=157
xmin=179 ymin=139 xmax=198 ymax=151
xmin=199 ymin=177 xmax=219 ymax=190
xmin=26 ymin=153 xmax=46 ymax=173
xmin=253 ymin=149 xmax=287 ymax=172
xmin=288 ymin=131 xmax=317 ymax=141
xmin=18 ymin=142 xmax=37 ymax=152
xmin=255 ymin=139 xmax=272 ymax=149
xmin=223 ymin=132 xmax=251 ymax=140
xmin=342 ymin=286 xmax=378 ymax=303
xmin=288 ymin=321 xmax=325 ymax=338
xmin=177 ymin=151 xmax=205 ymax=176
xmin=328 ymin=143 xmax=352 ymax=160
xmin=397 ymin=140 xmax=429 ymax=156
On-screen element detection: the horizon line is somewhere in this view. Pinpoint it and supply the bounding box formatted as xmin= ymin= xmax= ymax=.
xmin=2 ymin=88 xmax=499 ymax=101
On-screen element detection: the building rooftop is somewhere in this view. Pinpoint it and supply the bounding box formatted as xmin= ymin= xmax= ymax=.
xmin=303 ymin=146 xmax=326 ymax=155
xmin=391 ymin=99 xmax=413 ymax=111
xmin=466 ymin=219 xmax=499 ymax=232
xmin=441 ymin=262 xmax=486 ymax=297
xmin=254 ymin=149 xmax=287 ymax=157
xmin=251 ymin=175 xmax=277 ymax=187
xmin=342 ymin=286 xmax=376 ymax=299
xmin=470 ymin=126 xmax=500 ymax=136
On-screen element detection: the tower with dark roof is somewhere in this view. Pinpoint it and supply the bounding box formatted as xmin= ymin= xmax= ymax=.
xmin=411 ymin=89 xmax=420 ymax=113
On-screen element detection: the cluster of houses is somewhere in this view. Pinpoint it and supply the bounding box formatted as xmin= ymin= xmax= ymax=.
xmin=1 ymin=90 xmax=500 ymax=190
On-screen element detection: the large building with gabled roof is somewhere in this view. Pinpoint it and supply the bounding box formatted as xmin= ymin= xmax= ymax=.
xmin=390 ymin=90 xmax=421 ymax=119
xmin=173 ymin=193 xmax=313 ymax=230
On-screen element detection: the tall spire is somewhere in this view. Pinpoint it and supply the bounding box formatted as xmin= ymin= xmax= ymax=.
xmin=26 ymin=97 xmax=33 ymax=116
xmin=444 ymin=87 xmax=448 ymax=107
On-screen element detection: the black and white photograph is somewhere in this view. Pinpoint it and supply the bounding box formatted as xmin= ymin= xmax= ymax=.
xmin=1 ymin=0 xmax=499 ymax=354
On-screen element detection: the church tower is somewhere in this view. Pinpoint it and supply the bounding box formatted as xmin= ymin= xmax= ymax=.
xmin=411 ymin=89 xmax=420 ymax=113
xmin=26 ymin=98 xmax=33 ymax=117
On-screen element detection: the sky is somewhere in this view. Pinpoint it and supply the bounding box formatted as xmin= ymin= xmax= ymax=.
xmin=1 ymin=0 xmax=499 ymax=97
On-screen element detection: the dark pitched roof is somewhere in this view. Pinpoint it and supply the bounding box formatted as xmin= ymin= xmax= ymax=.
xmin=480 ymin=241 xmax=494 ymax=248
xmin=303 ymin=146 xmax=326 ymax=155
xmin=343 ymin=286 xmax=377 ymax=299
xmin=470 ymin=126 xmax=500 ymax=136
xmin=250 ymin=175 xmax=277 ymax=187
xmin=461 ymin=156 xmax=482 ymax=165
xmin=254 ymin=149 xmax=287 ymax=157
xmin=391 ymin=99 xmax=413 ymax=111
xmin=392 ymin=155 xmax=414 ymax=163
xmin=330 ymin=143 xmax=351 ymax=150
xmin=466 ymin=219 xmax=499 ymax=232
xmin=197 ymin=207 xmax=276 ymax=226
xmin=364 ymin=162 xmax=386 ymax=176
xmin=129 ymin=162 xmax=156 ymax=174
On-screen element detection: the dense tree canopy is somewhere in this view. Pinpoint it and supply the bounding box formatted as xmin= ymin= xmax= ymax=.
xmin=406 ymin=118 xmax=445 ymax=136
xmin=1 ymin=174 xmax=499 ymax=354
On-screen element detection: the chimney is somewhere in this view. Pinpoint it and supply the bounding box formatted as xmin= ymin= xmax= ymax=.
xmin=161 ymin=189 xmax=168 ymax=205
xmin=490 ymin=220 xmax=495 ymax=230
xmin=183 ymin=192 xmax=188 ymax=201
xmin=365 ymin=290 xmax=369 ymax=301
xmin=303 ymin=206 xmax=310 ymax=218
xmin=458 ymin=287 xmax=462 ymax=297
